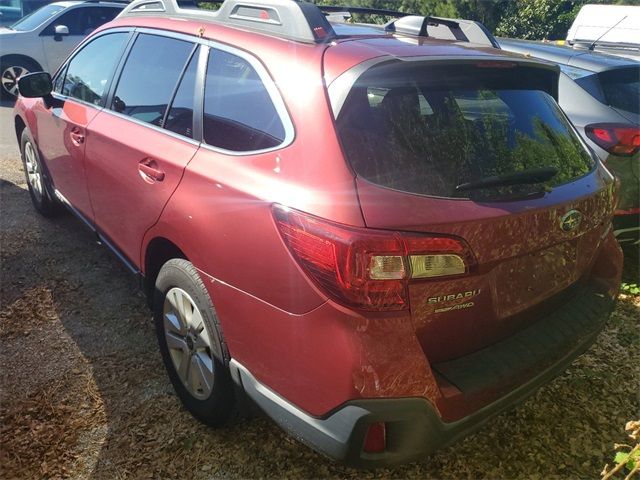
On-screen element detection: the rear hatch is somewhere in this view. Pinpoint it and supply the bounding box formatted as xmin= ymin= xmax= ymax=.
xmin=332 ymin=58 xmax=616 ymax=362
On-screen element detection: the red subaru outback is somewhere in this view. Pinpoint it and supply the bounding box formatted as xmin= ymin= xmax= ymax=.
xmin=14 ymin=0 xmax=623 ymax=468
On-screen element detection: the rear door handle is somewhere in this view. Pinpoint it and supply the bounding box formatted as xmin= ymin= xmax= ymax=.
xmin=138 ymin=158 xmax=165 ymax=182
xmin=70 ymin=127 xmax=84 ymax=145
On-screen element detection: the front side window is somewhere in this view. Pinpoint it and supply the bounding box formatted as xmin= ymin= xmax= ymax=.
xmin=52 ymin=63 xmax=67 ymax=93
xmin=336 ymin=62 xmax=595 ymax=200
xmin=62 ymin=32 xmax=128 ymax=106
xmin=111 ymin=34 xmax=194 ymax=127
xmin=203 ymin=48 xmax=286 ymax=152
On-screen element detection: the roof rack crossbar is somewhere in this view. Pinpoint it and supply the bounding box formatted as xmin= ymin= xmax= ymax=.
xmin=384 ymin=14 xmax=499 ymax=48
xmin=118 ymin=0 xmax=337 ymax=43
xmin=316 ymin=5 xmax=410 ymax=18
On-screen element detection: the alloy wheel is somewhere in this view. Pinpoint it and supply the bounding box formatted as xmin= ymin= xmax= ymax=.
xmin=163 ymin=287 xmax=215 ymax=400
xmin=2 ymin=65 xmax=28 ymax=97
xmin=23 ymin=141 xmax=43 ymax=201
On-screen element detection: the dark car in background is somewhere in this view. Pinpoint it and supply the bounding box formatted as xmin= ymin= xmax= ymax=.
xmin=0 ymin=0 xmax=22 ymax=26
xmin=500 ymin=38 xmax=639 ymax=247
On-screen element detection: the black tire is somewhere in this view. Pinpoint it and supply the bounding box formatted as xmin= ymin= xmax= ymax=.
xmin=20 ymin=129 xmax=61 ymax=217
xmin=1 ymin=57 xmax=40 ymax=99
xmin=154 ymin=258 xmax=236 ymax=426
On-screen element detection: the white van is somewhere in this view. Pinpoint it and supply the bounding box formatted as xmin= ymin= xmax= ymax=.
xmin=567 ymin=4 xmax=640 ymax=49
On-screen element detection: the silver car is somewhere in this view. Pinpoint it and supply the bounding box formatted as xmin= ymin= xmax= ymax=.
xmin=0 ymin=0 xmax=123 ymax=98
xmin=500 ymin=38 xmax=640 ymax=246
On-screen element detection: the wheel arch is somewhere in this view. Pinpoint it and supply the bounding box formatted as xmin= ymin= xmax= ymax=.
xmin=1 ymin=55 xmax=44 ymax=97
xmin=1 ymin=54 xmax=43 ymax=71
xmin=143 ymin=236 xmax=188 ymax=309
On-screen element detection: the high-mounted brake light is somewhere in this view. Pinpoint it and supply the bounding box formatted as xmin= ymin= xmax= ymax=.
xmin=273 ymin=205 xmax=475 ymax=311
xmin=585 ymin=123 xmax=640 ymax=157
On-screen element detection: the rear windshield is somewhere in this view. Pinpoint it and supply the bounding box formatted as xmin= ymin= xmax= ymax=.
xmin=336 ymin=62 xmax=595 ymax=200
xmin=10 ymin=4 xmax=64 ymax=31
xmin=598 ymin=67 xmax=640 ymax=115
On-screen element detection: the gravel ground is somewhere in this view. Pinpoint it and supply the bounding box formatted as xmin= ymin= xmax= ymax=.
xmin=1 ymin=101 xmax=639 ymax=479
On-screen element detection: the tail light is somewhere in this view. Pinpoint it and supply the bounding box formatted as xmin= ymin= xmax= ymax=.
xmin=273 ymin=205 xmax=475 ymax=311
xmin=585 ymin=123 xmax=640 ymax=156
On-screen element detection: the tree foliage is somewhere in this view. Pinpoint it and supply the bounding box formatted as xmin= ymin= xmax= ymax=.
xmin=314 ymin=0 xmax=635 ymax=40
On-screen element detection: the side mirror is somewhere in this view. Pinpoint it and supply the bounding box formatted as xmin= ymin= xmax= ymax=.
xmin=17 ymin=72 xmax=53 ymax=98
xmin=54 ymin=24 xmax=69 ymax=40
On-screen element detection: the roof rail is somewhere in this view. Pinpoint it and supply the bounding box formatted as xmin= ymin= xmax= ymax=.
xmin=384 ymin=15 xmax=499 ymax=48
xmin=118 ymin=0 xmax=336 ymax=43
xmin=118 ymin=0 xmax=498 ymax=47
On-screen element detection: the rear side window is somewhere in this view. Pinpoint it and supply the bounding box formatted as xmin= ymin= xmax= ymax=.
xmin=336 ymin=62 xmax=595 ymax=200
xmin=598 ymin=67 xmax=640 ymax=115
xmin=112 ymin=34 xmax=195 ymax=127
xmin=203 ymin=48 xmax=286 ymax=152
xmin=41 ymin=6 xmax=121 ymax=36
xmin=62 ymin=32 xmax=127 ymax=106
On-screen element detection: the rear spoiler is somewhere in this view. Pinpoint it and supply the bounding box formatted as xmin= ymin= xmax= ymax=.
xmin=327 ymin=56 xmax=560 ymax=118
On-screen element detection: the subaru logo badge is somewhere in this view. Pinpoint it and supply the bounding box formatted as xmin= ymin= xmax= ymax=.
xmin=560 ymin=210 xmax=583 ymax=232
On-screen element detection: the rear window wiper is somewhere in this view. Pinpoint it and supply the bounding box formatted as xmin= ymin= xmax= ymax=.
xmin=455 ymin=166 xmax=559 ymax=192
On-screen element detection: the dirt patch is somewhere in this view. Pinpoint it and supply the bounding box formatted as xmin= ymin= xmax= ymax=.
xmin=0 ymin=286 xmax=59 ymax=337
xmin=1 ymin=371 xmax=106 ymax=480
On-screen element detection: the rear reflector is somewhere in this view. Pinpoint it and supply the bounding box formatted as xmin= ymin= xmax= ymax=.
xmin=585 ymin=123 xmax=640 ymax=156
xmin=410 ymin=254 xmax=466 ymax=278
xmin=273 ymin=205 xmax=475 ymax=311
xmin=363 ymin=422 xmax=386 ymax=453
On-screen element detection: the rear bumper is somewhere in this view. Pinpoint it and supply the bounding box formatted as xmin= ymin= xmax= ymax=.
xmin=230 ymin=285 xmax=615 ymax=468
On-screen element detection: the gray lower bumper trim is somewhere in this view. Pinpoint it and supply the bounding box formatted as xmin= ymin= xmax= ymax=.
xmin=229 ymin=291 xmax=614 ymax=468
xmin=229 ymin=359 xmax=369 ymax=460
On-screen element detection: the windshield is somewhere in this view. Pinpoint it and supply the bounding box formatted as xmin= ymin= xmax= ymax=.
xmin=336 ymin=62 xmax=595 ymax=200
xmin=598 ymin=67 xmax=640 ymax=115
xmin=10 ymin=4 xmax=65 ymax=31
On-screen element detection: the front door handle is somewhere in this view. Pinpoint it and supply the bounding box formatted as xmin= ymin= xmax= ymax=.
xmin=70 ymin=127 xmax=84 ymax=146
xmin=138 ymin=158 xmax=165 ymax=182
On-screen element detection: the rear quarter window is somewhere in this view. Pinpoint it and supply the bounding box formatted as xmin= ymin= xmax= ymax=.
xmin=598 ymin=67 xmax=640 ymax=115
xmin=202 ymin=48 xmax=287 ymax=152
